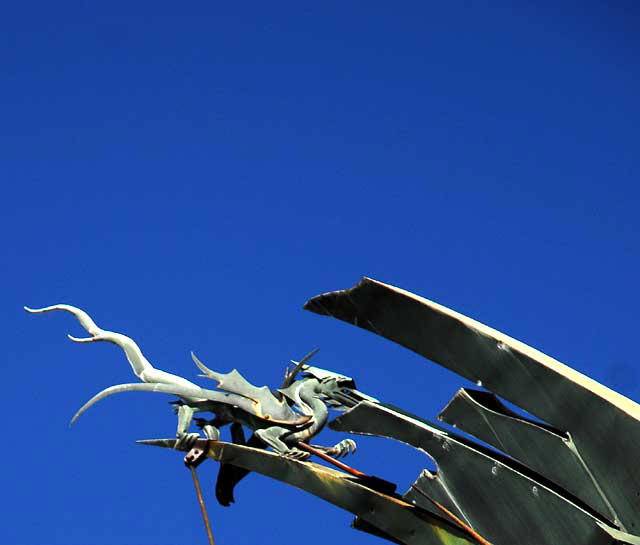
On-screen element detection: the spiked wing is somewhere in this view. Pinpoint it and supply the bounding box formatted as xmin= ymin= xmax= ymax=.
xmin=191 ymin=353 xmax=300 ymax=423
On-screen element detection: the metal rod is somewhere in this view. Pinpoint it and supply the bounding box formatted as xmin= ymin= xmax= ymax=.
xmin=410 ymin=484 xmax=493 ymax=545
xmin=189 ymin=466 xmax=216 ymax=545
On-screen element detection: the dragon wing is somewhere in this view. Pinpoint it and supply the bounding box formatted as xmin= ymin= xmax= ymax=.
xmin=191 ymin=352 xmax=302 ymax=423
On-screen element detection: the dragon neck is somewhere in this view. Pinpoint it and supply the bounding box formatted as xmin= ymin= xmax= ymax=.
xmin=289 ymin=381 xmax=329 ymax=442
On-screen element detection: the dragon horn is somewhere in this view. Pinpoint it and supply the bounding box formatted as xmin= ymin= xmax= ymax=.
xmin=191 ymin=351 xmax=216 ymax=377
xmin=281 ymin=348 xmax=320 ymax=388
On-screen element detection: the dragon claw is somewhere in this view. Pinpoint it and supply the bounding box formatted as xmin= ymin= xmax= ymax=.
xmin=321 ymin=439 xmax=357 ymax=458
xmin=343 ymin=439 xmax=357 ymax=455
xmin=283 ymin=448 xmax=311 ymax=461
xmin=175 ymin=432 xmax=200 ymax=451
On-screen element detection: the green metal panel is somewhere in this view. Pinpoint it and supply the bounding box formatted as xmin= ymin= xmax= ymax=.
xmin=331 ymin=401 xmax=639 ymax=545
xmin=439 ymin=388 xmax=614 ymax=520
xmin=305 ymin=278 xmax=640 ymax=532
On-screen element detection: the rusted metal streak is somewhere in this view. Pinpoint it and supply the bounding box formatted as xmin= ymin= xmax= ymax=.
xmin=411 ymin=485 xmax=493 ymax=545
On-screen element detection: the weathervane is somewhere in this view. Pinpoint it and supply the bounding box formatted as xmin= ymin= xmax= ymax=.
xmin=26 ymin=278 xmax=640 ymax=545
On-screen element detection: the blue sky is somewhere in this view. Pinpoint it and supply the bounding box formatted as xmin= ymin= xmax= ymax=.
xmin=3 ymin=3 xmax=640 ymax=544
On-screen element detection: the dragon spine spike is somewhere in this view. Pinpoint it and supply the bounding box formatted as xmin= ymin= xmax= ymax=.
xmin=191 ymin=351 xmax=215 ymax=377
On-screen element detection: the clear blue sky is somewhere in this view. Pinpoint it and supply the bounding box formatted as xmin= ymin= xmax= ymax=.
xmin=3 ymin=3 xmax=640 ymax=544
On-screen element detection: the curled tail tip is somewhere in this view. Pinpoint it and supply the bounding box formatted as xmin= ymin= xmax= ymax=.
xmin=24 ymin=304 xmax=68 ymax=313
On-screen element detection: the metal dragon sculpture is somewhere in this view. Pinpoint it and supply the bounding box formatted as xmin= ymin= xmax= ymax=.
xmin=24 ymin=304 xmax=370 ymax=505
xmin=26 ymin=277 xmax=640 ymax=545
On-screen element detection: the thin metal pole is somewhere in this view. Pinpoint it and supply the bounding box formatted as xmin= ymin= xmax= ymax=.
xmin=189 ymin=466 xmax=216 ymax=545
xmin=410 ymin=484 xmax=493 ymax=545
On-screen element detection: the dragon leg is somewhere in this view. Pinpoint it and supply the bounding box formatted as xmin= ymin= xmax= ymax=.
xmin=174 ymin=404 xmax=200 ymax=450
xmin=201 ymin=423 xmax=220 ymax=441
xmin=229 ymin=422 xmax=244 ymax=443
xmin=193 ymin=415 xmax=228 ymax=441
xmin=309 ymin=439 xmax=357 ymax=458
xmin=255 ymin=427 xmax=311 ymax=461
